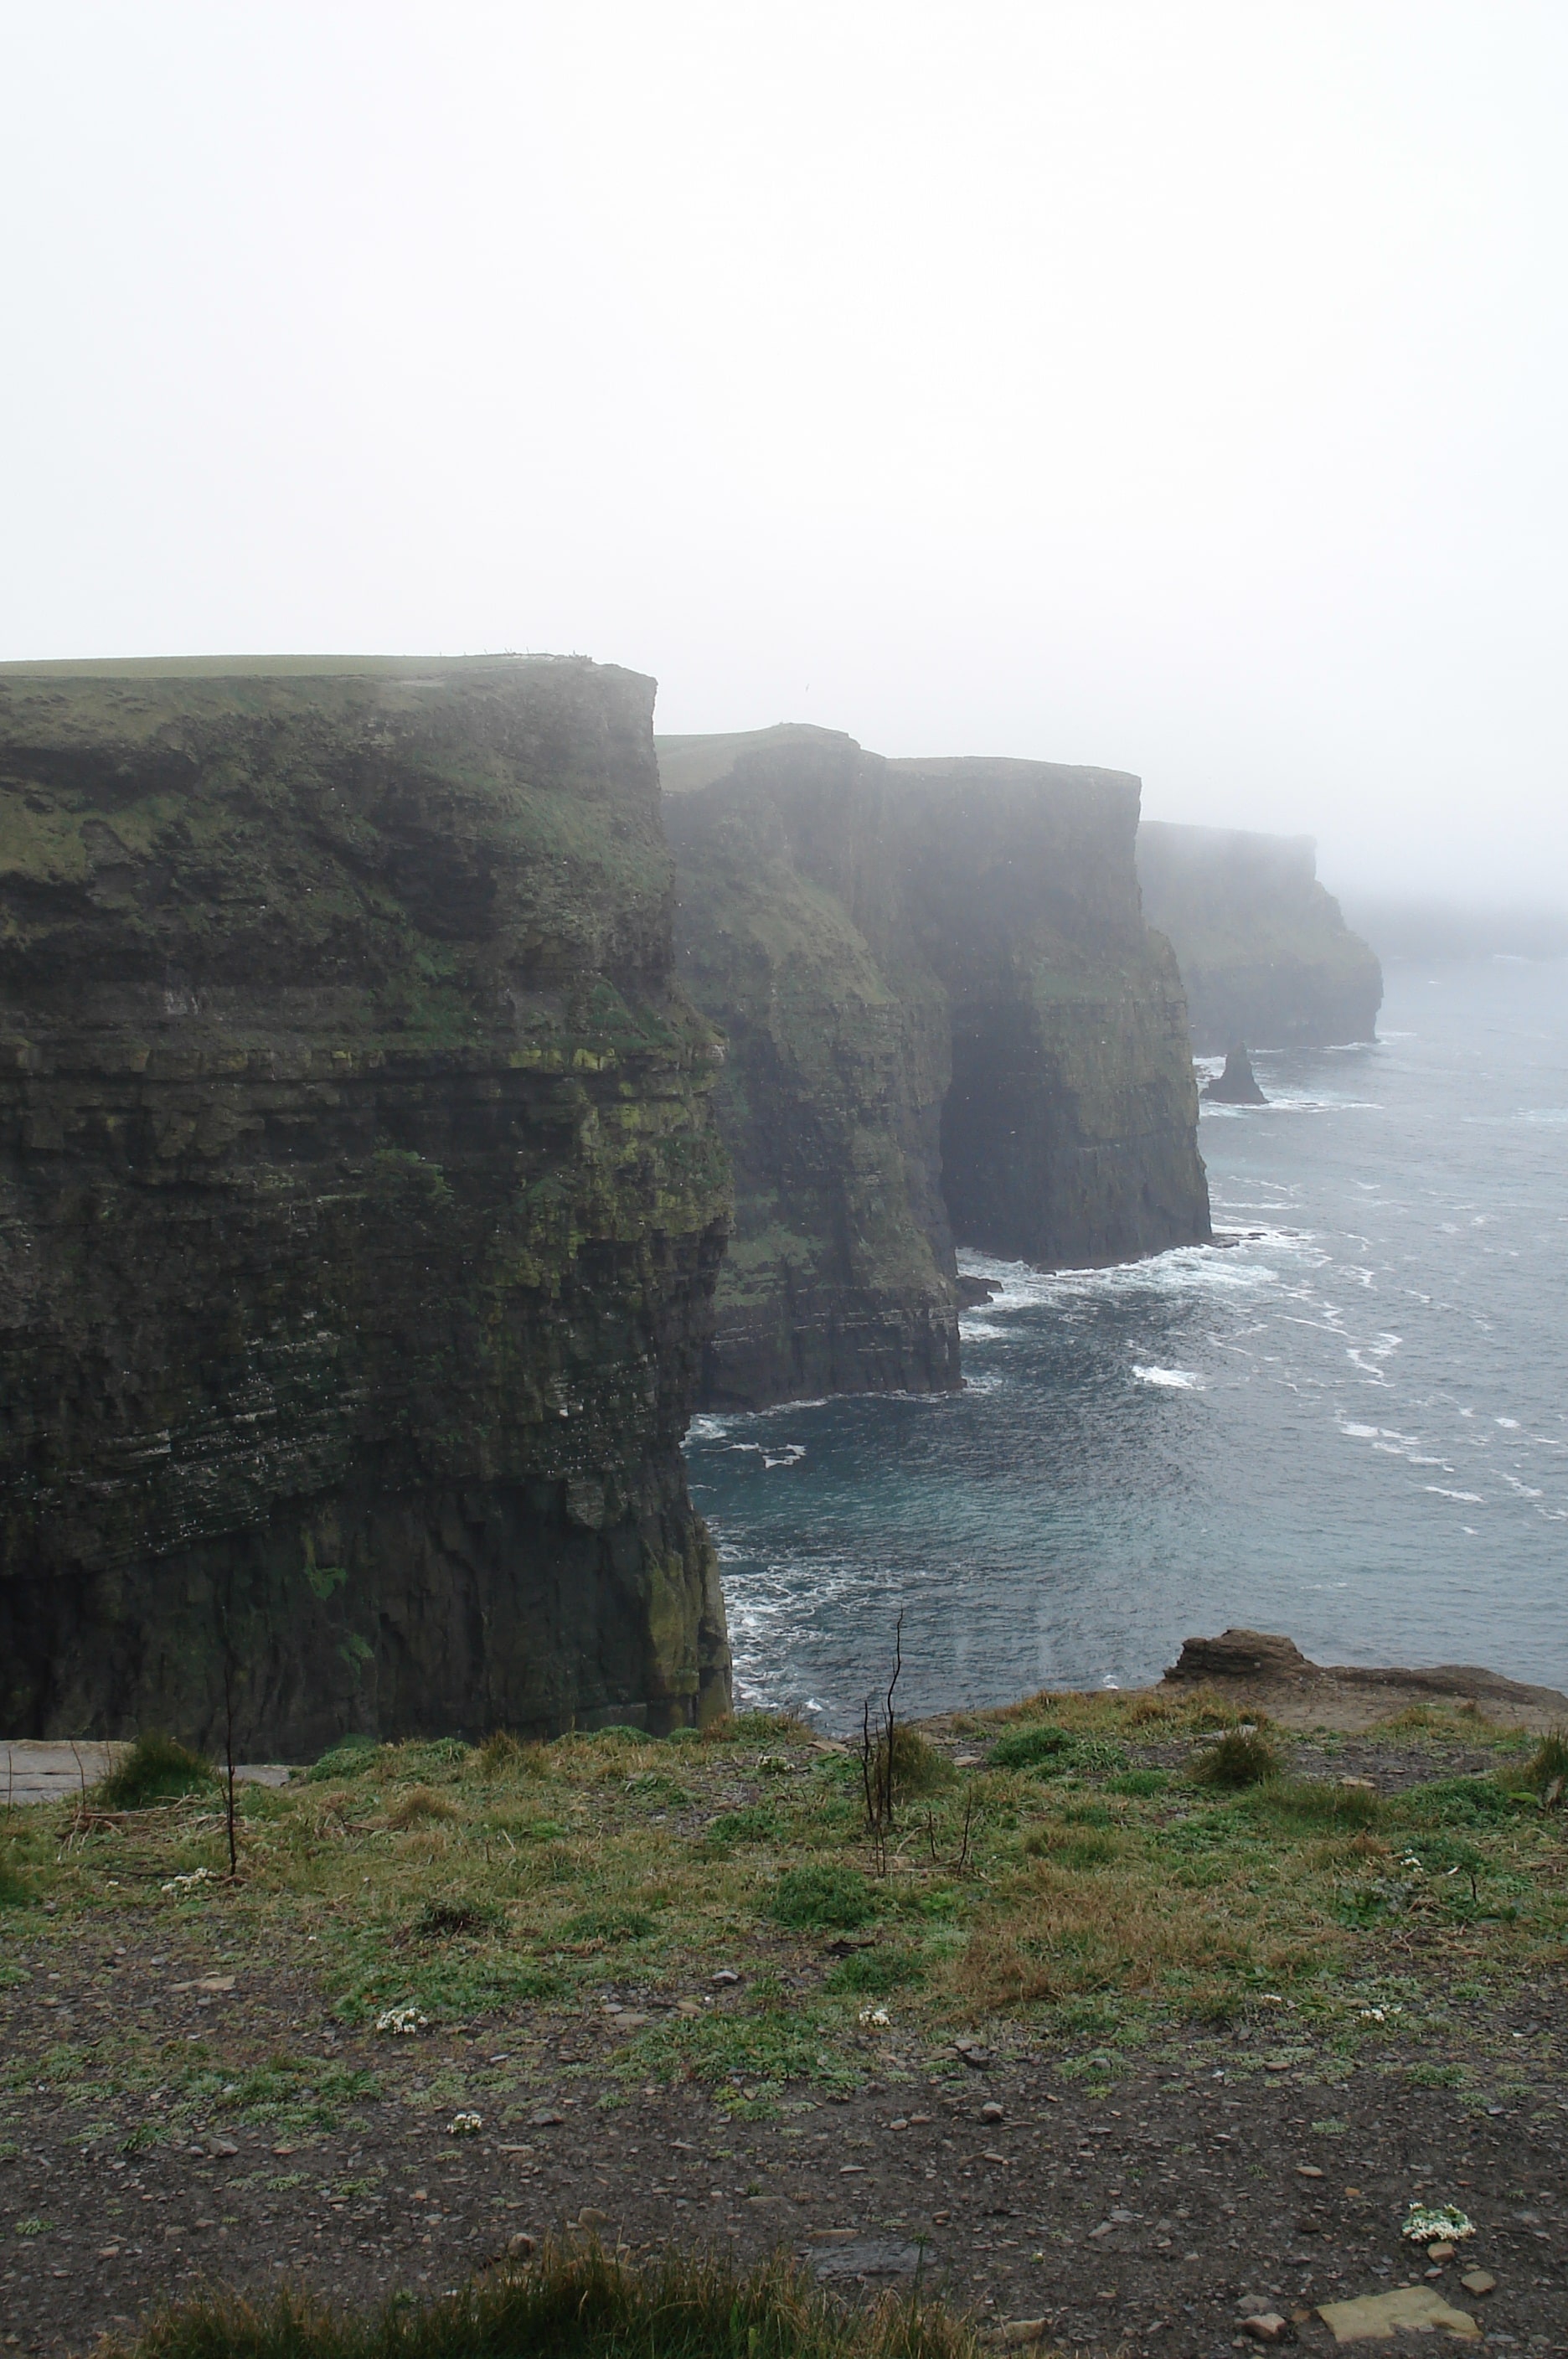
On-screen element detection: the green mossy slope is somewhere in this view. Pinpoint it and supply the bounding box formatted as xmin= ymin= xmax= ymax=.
xmin=0 ymin=656 xmax=732 ymax=1752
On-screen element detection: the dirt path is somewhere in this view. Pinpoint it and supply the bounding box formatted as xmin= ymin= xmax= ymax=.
xmin=1 ymin=1919 xmax=1564 ymax=2356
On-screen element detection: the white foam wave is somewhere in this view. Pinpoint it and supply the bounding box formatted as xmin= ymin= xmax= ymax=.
xmin=1133 ymin=1365 xmax=1203 ymax=1390
xmin=1425 ymin=1485 xmax=1484 ymax=1505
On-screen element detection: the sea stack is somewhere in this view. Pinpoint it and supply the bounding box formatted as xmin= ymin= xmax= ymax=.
xmin=1202 ymin=1042 xmax=1268 ymax=1104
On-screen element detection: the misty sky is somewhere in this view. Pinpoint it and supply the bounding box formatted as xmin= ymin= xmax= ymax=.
xmin=7 ymin=3 xmax=1566 ymax=902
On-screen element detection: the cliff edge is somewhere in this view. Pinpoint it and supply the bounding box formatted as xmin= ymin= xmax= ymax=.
xmin=0 ymin=655 xmax=732 ymax=1753
xmin=1137 ymin=821 xmax=1382 ymax=1050
xmin=663 ymin=726 xmax=1210 ymax=1409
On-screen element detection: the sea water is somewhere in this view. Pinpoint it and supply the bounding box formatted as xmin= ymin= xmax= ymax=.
xmin=683 ymin=957 xmax=1568 ymax=1725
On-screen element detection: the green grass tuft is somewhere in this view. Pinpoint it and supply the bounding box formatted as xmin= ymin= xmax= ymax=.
xmin=305 ymin=1737 xmax=381 ymax=1783
xmin=988 ymin=1722 xmax=1070 ymax=1771
xmin=771 ymin=1865 xmax=876 ymax=1929
xmin=876 ymin=1727 xmax=957 ymax=1799
xmin=95 ymin=1734 xmax=216 ymax=1810
xmin=101 ymin=2239 xmax=976 ymax=2359
xmin=824 ymin=1946 xmax=926 ymax=1994
xmin=1250 ymin=1778 xmax=1380 ymax=1832
xmin=1191 ymin=1731 xmax=1280 ymax=1790
xmin=1519 ymin=1728 xmax=1568 ymax=1804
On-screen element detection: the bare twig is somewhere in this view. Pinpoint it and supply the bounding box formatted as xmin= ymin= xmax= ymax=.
xmin=222 ymin=1657 xmax=238 ymax=1881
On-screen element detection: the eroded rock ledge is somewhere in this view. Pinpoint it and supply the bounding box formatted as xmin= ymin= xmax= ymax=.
xmin=1161 ymin=1627 xmax=1568 ymax=1732
xmin=0 ymin=655 xmax=732 ymax=1752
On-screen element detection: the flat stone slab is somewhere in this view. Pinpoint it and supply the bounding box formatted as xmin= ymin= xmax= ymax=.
xmin=1 ymin=1743 xmax=293 ymax=1808
xmin=1317 ymin=2286 xmax=1481 ymax=2342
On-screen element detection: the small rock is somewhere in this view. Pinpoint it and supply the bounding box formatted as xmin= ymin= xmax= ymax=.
xmin=1458 ymin=2270 xmax=1495 ymax=2296
xmin=1296 ymin=2165 xmax=1323 ymax=2178
xmin=954 ymin=2040 xmax=993 ymax=2067
xmin=1338 ymin=1776 xmax=1377 ymax=1792
xmin=1238 ymin=2296 xmax=1274 ymax=2318
xmin=1427 ymin=2241 xmax=1455 ymax=2262
xmin=981 ymin=2100 xmax=1005 ymax=2122
xmin=812 ymin=2238 xmax=925 ymax=2283
xmin=572 ymin=2206 xmax=611 ymax=2230
xmin=529 ymin=2108 xmax=565 ymax=2128
xmin=996 ymin=2322 xmax=1048 ymax=2348
xmin=1240 ymin=2318 xmax=1288 ymax=2345
xmin=207 ymin=2138 xmax=239 ymax=2157
xmin=506 ymin=2230 xmax=536 ymax=2256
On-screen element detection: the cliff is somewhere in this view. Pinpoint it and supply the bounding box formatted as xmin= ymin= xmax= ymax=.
xmin=0 ymin=655 xmax=733 ymax=1754
xmin=661 ymin=730 xmax=959 ymax=1411
xmin=1136 ymin=820 xmax=1382 ymax=1050
xmin=663 ymin=727 xmax=1210 ymax=1409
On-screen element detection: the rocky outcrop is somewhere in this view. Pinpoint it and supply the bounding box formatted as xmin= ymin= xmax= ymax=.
xmin=0 ymin=655 xmax=733 ymax=1754
xmin=1202 ymin=1043 xmax=1266 ymax=1104
xmin=1137 ymin=822 xmax=1382 ymax=1050
xmin=1161 ymin=1627 xmax=1568 ymax=1732
xmin=663 ymin=726 xmax=1211 ymax=1408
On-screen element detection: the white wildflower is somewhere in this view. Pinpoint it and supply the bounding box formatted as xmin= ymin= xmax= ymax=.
xmin=1403 ymin=2202 xmax=1473 ymax=2245
xmin=374 ymin=2003 xmax=429 ymax=2036
xmin=448 ymin=2111 xmax=482 ymax=2136
xmin=858 ymin=2005 xmax=890 ymax=2028
xmin=160 ymin=1866 xmax=215 ymax=1893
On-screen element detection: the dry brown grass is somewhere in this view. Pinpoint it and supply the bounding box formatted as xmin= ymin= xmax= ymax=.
xmin=952 ymin=1860 xmax=1302 ymax=2010
xmin=385 ymin=1786 xmax=458 ymax=1830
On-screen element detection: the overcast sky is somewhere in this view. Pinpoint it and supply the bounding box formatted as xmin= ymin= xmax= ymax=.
xmin=7 ymin=3 xmax=1566 ymax=901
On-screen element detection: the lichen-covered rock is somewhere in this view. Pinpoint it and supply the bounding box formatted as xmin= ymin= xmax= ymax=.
xmin=0 ymin=655 xmax=732 ymax=1753
xmin=1137 ymin=821 xmax=1382 ymax=1050
xmin=663 ymin=726 xmax=1211 ymax=1407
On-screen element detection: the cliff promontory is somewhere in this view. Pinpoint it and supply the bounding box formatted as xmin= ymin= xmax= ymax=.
xmin=1137 ymin=820 xmax=1382 ymax=1050
xmin=663 ymin=726 xmax=1210 ymax=1409
xmin=0 ymin=656 xmax=732 ymax=1754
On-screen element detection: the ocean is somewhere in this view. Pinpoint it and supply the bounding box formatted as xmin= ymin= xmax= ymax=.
xmin=683 ymin=956 xmax=1568 ymax=1727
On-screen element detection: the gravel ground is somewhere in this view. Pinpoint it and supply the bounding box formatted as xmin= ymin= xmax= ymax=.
xmin=2 ymin=1923 xmax=1565 ymax=2356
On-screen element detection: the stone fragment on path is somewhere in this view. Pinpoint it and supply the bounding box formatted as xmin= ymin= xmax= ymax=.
xmin=811 ymin=2238 xmax=925 ymax=2282
xmin=1457 ymin=2269 xmax=1495 ymax=2295
xmin=1317 ymin=2286 xmax=1480 ymax=2342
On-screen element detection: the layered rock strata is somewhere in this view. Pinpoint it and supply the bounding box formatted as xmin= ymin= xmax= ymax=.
xmin=662 ymin=726 xmax=1211 ymax=1409
xmin=0 ymin=655 xmax=732 ymax=1753
xmin=1137 ymin=821 xmax=1382 ymax=1050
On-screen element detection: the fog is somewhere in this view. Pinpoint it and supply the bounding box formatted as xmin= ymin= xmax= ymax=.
xmin=6 ymin=3 xmax=1566 ymax=906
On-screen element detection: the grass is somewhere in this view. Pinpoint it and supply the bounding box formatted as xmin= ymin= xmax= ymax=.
xmin=3 ymin=1688 xmax=1565 ymax=2149
xmin=102 ymin=2240 xmax=980 ymax=2359
xmin=95 ymin=1734 xmax=217 ymax=1810
xmin=1190 ymin=1731 xmax=1280 ymax=1789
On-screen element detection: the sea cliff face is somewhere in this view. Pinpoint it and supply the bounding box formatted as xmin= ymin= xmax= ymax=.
xmin=663 ymin=727 xmax=1211 ymax=1409
xmin=0 ymin=656 xmax=732 ymax=1753
xmin=662 ymin=730 xmax=959 ymax=1411
xmin=1137 ymin=821 xmax=1383 ymax=1050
